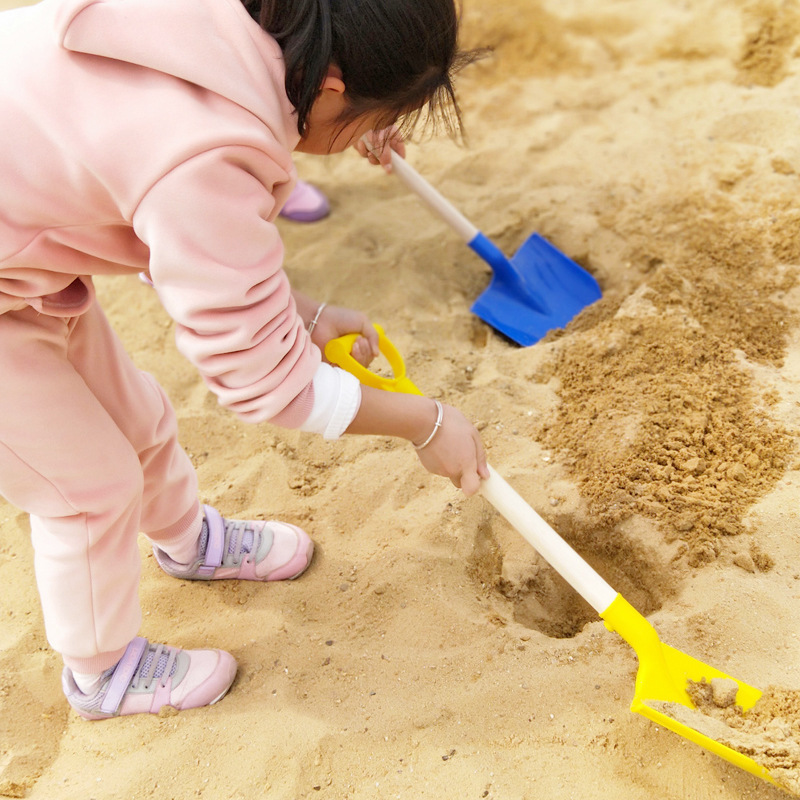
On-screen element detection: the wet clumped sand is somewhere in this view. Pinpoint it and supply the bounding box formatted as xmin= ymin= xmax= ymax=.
xmin=649 ymin=680 xmax=800 ymax=795
xmin=533 ymin=200 xmax=798 ymax=566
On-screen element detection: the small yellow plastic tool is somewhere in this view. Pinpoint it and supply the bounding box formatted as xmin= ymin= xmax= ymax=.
xmin=324 ymin=324 xmax=423 ymax=396
xmin=326 ymin=325 xmax=777 ymax=790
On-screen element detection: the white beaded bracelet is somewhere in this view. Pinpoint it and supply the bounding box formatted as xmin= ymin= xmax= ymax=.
xmin=307 ymin=302 xmax=327 ymax=335
xmin=413 ymin=399 xmax=444 ymax=450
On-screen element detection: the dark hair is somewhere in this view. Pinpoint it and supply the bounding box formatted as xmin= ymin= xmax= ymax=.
xmin=243 ymin=0 xmax=485 ymax=140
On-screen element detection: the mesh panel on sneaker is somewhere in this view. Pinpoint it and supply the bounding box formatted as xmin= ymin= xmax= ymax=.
xmin=140 ymin=647 xmax=178 ymax=682
xmin=199 ymin=518 xmax=209 ymax=556
xmin=224 ymin=520 xmax=255 ymax=557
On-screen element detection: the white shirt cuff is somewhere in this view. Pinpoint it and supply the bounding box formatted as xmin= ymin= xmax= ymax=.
xmin=297 ymin=362 xmax=362 ymax=439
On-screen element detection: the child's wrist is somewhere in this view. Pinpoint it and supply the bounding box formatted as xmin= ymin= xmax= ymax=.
xmin=412 ymin=400 xmax=444 ymax=450
xmin=307 ymin=302 xmax=327 ymax=335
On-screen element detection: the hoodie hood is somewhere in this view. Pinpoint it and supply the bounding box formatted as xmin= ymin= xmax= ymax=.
xmin=55 ymin=0 xmax=300 ymax=150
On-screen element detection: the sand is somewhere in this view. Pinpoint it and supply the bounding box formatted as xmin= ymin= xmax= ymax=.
xmin=2 ymin=0 xmax=800 ymax=797
xmin=649 ymin=681 xmax=800 ymax=794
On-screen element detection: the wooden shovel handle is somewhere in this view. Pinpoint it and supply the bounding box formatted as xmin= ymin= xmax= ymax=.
xmin=362 ymin=136 xmax=479 ymax=243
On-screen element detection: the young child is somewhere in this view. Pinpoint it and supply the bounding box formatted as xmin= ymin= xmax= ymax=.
xmin=0 ymin=0 xmax=489 ymax=718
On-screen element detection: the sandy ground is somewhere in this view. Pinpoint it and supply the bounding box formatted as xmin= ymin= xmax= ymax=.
xmin=3 ymin=0 xmax=800 ymax=797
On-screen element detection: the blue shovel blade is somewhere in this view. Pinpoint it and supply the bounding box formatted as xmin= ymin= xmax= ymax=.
xmin=468 ymin=232 xmax=602 ymax=346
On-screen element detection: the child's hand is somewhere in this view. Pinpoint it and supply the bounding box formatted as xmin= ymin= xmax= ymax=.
xmin=355 ymin=126 xmax=405 ymax=172
xmin=414 ymin=403 xmax=489 ymax=496
xmin=311 ymin=304 xmax=379 ymax=367
xmin=345 ymin=388 xmax=489 ymax=496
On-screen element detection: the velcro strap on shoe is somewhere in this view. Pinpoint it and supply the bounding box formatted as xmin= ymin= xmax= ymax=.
xmin=197 ymin=505 xmax=225 ymax=577
xmin=100 ymin=636 xmax=147 ymax=715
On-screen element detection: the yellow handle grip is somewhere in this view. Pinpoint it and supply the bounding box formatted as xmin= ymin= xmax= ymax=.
xmin=324 ymin=324 xmax=423 ymax=395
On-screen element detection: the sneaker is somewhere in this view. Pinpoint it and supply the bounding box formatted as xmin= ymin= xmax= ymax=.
xmin=278 ymin=180 xmax=330 ymax=222
xmin=153 ymin=505 xmax=314 ymax=581
xmin=62 ymin=637 xmax=237 ymax=720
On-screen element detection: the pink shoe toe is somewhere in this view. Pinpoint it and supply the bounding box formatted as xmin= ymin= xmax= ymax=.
xmin=259 ymin=523 xmax=314 ymax=581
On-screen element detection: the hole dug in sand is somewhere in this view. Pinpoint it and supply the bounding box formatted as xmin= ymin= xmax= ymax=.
xmin=496 ymin=550 xmax=596 ymax=639
xmin=476 ymin=512 xmax=671 ymax=640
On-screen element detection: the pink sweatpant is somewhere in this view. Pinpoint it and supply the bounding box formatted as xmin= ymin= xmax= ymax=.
xmin=0 ymin=303 xmax=204 ymax=673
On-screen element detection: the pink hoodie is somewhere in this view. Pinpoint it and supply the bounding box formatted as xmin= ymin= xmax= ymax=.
xmin=0 ymin=0 xmax=359 ymax=431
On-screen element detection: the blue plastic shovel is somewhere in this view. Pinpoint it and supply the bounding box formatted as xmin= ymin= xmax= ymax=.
xmin=386 ymin=151 xmax=602 ymax=346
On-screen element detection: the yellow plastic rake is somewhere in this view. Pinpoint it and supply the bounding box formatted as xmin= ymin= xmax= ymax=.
xmin=326 ymin=325 xmax=776 ymax=789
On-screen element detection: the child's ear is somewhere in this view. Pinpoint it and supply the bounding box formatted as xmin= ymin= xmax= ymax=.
xmin=320 ymin=65 xmax=345 ymax=94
